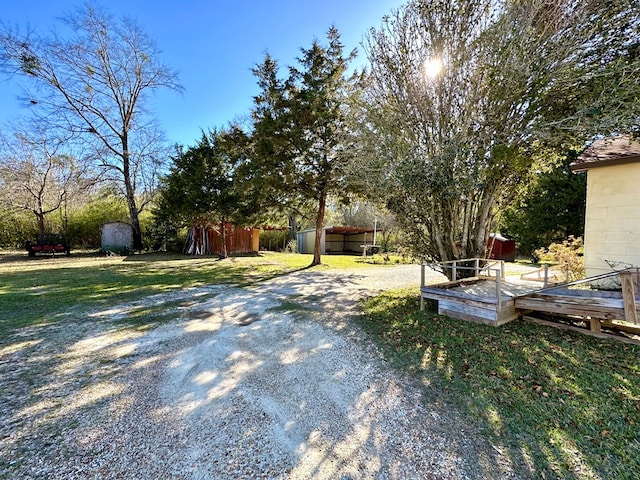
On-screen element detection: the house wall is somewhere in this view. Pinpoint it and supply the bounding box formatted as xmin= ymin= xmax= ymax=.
xmin=296 ymin=229 xmax=376 ymax=254
xmin=487 ymin=238 xmax=516 ymax=262
xmin=584 ymin=162 xmax=640 ymax=276
xmin=344 ymin=233 xmax=371 ymax=253
xmin=325 ymin=233 xmax=373 ymax=253
xmin=325 ymin=233 xmax=344 ymax=253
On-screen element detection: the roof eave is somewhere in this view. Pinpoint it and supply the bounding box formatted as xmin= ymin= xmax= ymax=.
xmin=570 ymin=154 xmax=640 ymax=173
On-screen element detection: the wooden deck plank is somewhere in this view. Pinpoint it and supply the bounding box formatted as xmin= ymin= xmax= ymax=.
xmin=523 ymin=315 xmax=640 ymax=345
xmin=420 ymin=262 xmax=640 ymax=339
xmin=420 ymin=275 xmax=541 ymax=325
xmin=515 ymin=293 xmax=626 ymax=319
xmin=602 ymin=319 xmax=640 ymax=335
xmin=421 ymin=286 xmax=498 ymax=305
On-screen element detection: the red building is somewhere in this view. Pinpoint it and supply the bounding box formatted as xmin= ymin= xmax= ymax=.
xmin=184 ymin=224 xmax=259 ymax=256
xmin=487 ymin=233 xmax=516 ymax=261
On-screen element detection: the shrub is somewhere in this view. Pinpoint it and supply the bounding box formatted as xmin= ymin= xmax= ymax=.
xmin=534 ymin=236 xmax=584 ymax=281
xmin=260 ymin=229 xmax=289 ymax=251
xmin=285 ymin=239 xmax=297 ymax=253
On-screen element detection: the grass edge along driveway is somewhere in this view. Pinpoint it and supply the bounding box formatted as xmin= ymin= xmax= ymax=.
xmin=2 ymin=252 xmax=638 ymax=479
xmin=357 ymin=288 xmax=640 ymax=480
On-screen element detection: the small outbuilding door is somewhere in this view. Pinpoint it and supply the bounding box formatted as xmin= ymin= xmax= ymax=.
xmin=101 ymin=221 xmax=133 ymax=253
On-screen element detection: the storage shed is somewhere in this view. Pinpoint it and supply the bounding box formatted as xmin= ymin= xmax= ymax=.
xmin=183 ymin=224 xmax=259 ymax=256
xmin=487 ymin=233 xmax=516 ymax=262
xmin=571 ymin=135 xmax=640 ymax=277
xmin=101 ymin=221 xmax=133 ymax=253
xmin=297 ymin=226 xmax=378 ymax=255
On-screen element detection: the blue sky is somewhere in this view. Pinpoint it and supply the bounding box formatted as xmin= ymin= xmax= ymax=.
xmin=1 ymin=0 xmax=404 ymax=147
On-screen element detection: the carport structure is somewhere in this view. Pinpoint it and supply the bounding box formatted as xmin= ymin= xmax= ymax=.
xmin=297 ymin=226 xmax=378 ymax=255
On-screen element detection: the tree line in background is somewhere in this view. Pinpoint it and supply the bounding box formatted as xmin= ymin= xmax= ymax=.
xmin=0 ymin=3 xmax=181 ymax=250
xmin=1 ymin=0 xmax=638 ymax=265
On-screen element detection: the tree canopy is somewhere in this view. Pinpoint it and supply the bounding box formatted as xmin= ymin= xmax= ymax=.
xmin=0 ymin=125 xmax=85 ymax=237
xmin=155 ymin=128 xmax=260 ymax=256
xmin=248 ymin=27 xmax=357 ymax=265
xmin=354 ymin=0 xmax=640 ymax=266
xmin=501 ymin=152 xmax=587 ymax=258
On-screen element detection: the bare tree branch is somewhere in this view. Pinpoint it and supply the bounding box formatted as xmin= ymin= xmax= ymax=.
xmin=0 ymin=4 xmax=182 ymax=249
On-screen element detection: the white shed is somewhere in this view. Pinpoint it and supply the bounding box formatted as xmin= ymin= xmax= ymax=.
xmin=101 ymin=221 xmax=133 ymax=253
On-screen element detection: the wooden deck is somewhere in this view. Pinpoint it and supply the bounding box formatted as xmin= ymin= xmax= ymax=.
xmin=420 ymin=259 xmax=544 ymax=325
xmin=420 ymin=261 xmax=640 ymax=341
xmin=515 ymin=269 xmax=640 ymax=340
xmin=515 ymin=287 xmax=634 ymax=320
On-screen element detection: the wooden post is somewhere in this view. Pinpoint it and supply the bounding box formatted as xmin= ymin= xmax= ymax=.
xmin=452 ymin=261 xmax=457 ymax=282
xmin=500 ymin=260 xmax=505 ymax=279
xmin=496 ymin=273 xmax=502 ymax=312
xmin=474 ymin=258 xmax=480 ymax=277
xmin=420 ymin=264 xmax=425 ymax=310
xmin=590 ymin=318 xmax=602 ymax=333
xmin=621 ymin=271 xmax=638 ymax=324
xmin=543 ymin=264 xmax=549 ymax=288
xmin=633 ymin=268 xmax=640 ymax=291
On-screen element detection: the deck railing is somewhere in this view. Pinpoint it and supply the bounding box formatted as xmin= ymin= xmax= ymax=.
xmin=421 ymin=258 xmax=505 ymax=311
xmin=421 ymin=258 xmax=504 ymax=283
xmin=519 ymin=263 xmax=569 ymax=287
xmin=535 ymin=266 xmax=640 ymax=326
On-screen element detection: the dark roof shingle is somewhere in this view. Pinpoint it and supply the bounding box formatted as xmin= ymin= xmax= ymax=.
xmin=571 ymin=135 xmax=640 ymax=172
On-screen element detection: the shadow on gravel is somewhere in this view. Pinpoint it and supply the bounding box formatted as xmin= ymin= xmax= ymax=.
xmin=153 ymin=291 xmax=508 ymax=479
xmin=0 ymin=268 xmax=512 ymax=479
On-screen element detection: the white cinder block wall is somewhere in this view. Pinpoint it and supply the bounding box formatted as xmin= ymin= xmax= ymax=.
xmin=584 ymin=162 xmax=640 ymax=276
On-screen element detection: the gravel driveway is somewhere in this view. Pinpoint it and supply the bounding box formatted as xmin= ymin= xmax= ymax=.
xmin=1 ymin=264 xmax=519 ymax=479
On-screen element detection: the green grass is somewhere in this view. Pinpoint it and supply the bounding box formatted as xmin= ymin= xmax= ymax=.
xmin=0 ymin=251 xmax=402 ymax=336
xmin=357 ymin=289 xmax=640 ymax=480
xmin=0 ymin=252 xmax=238 ymax=336
xmin=5 ymin=252 xmax=635 ymax=478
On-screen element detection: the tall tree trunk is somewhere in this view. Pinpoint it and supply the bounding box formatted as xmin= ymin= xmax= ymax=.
xmin=36 ymin=211 xmax=46 ymax=239
xmin=125 ymin=190 xmax=143 ymax=251
xmin=122 ymin=142 xmax=143 ymax=251
xmin=288 ymin=214 xmax=297 ymax=242
xmin=311 ymin=190 xmax=327 ymax=266
xmin=221 ymin=220 xmax=228 ymax=258
xmin=474 ymin=190 xmax=495 ymax=258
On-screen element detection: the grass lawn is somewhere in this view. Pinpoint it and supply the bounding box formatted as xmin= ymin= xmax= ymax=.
xmin=358 ymin=289 xmax=640 ymax=480
xmin=0 ymin=250 xmax=402 ymax=336
xmin=2 ymin=251 xmax=637 ymax=479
